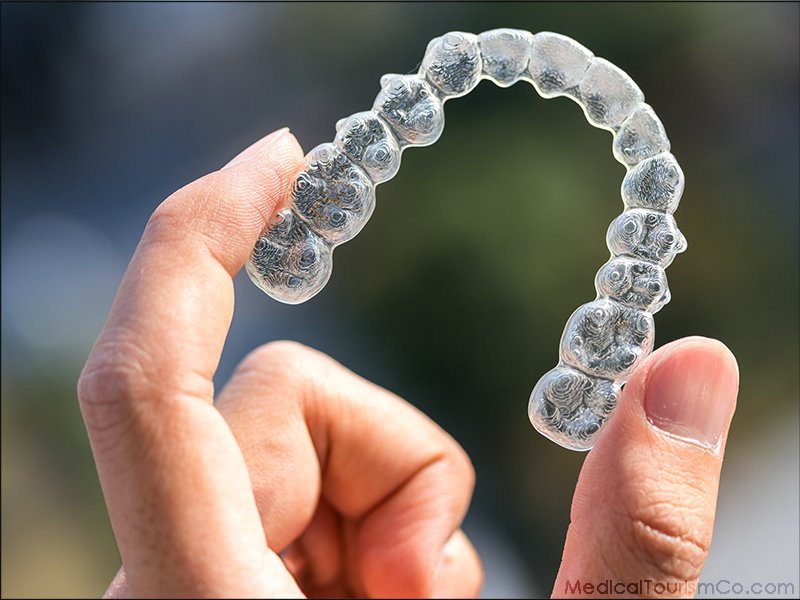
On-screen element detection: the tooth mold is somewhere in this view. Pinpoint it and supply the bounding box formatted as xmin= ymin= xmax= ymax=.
xmin=246 ymin=29 xmax=687 ymax=451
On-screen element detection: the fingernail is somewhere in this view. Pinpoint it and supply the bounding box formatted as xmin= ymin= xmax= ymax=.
xmin=644 ymin=340 xmax=738 ymax=448
xmin=223 ymin=127 xmax=291 ymax=169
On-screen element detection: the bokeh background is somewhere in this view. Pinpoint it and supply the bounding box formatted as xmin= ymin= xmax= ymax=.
xmin=2 ymin=2 xmax=798 ymax=598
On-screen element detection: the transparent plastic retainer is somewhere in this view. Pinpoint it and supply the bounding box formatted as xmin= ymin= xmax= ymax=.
xmin=245 ymin=29 xmax=687 ymax=451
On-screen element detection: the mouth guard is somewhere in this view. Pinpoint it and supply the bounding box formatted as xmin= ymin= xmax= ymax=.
xmin=245 ymin=29 xmax=686 ymax=451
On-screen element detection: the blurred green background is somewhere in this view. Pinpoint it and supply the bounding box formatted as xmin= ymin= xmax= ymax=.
xmin=2 ymin=2 xmax=798 ymax=598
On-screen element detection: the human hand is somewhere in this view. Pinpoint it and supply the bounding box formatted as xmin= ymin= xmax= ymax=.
xmin=78 ymin=129 xmax=480 ymax=598
xmin=78 ymin=128 xmax=738 ymax=599
xmin=551 ymin=335 xmax=738 ymax=598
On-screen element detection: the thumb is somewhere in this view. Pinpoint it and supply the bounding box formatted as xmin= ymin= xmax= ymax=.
xmin=555 ymin=337 xmax=738 ymax=597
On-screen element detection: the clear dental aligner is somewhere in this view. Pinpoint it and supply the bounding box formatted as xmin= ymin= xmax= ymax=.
xmin=246 ymin=29 xmax=687 ymax=451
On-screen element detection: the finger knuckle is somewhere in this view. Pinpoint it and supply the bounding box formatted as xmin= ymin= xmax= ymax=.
xmin=145 ymin=174 xmax=228 ymax=240
xmin=425 ymin=437 xmax=476 ymax=508
xmin=146 ymin=196 xmax=190 ymax=239
xmin=622 ymin=500 xmax=711 ymax=582
xmin=448 ymin=440 xmax=476 ymax=494
xmin=78 ymin=336 xmax=153 ymax=439
xmin=78 ymin=331 xmax=210 ymax=444
xmin=238 ymin=340 xmax=321 ymax=381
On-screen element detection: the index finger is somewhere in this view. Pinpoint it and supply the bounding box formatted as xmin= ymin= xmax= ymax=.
xmin=98 ymin=128 xmax=302 ymax=389
xmin=78 ymin=129 xmax=305 ymax=597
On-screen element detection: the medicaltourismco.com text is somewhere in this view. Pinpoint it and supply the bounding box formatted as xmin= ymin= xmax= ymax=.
xmin=563 ymin=579 xmax=796 ymax=596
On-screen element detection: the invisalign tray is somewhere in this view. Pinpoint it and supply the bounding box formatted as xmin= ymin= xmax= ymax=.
xmin=245 ymin=29 xmax=687 ymax=451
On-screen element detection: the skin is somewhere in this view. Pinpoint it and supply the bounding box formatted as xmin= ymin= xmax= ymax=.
xmin=78 ymin=129 xmax=739 ymax=599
